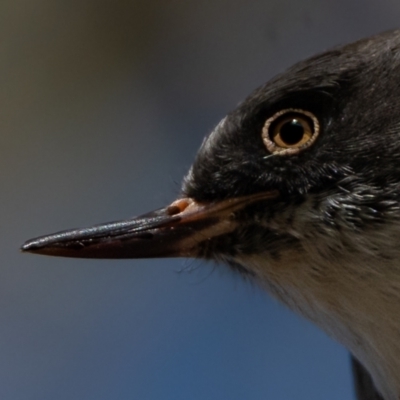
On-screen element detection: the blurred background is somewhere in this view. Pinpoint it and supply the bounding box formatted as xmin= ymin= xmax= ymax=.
xmin=2 ymin=1 xmax=400 ymax=399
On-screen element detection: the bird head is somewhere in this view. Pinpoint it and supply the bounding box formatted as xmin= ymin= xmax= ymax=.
xmin=22 ymin=30 xmax=400 ymax=400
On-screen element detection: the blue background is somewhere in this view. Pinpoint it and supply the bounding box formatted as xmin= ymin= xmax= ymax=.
xmin=3 ymin=1 xmax=399 ymax=399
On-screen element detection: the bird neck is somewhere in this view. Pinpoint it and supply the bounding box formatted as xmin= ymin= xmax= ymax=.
xmin=235 ymin=224 xmax=400 ymax=400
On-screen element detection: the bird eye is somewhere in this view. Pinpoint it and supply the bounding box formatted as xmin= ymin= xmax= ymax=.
xmin=262 ymin=108 xmax=320 ymax=155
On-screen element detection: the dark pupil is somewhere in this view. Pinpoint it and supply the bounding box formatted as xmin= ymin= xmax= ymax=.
xmin=280 ymin=119 xmax=304 ymax=144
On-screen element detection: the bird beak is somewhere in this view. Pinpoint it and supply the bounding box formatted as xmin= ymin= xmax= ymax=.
xmin=21 ymin=191 xmax=279 ymax=259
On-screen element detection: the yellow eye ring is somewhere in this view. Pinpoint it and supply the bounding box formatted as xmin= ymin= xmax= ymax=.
xmin=262 ymin=108 xmax=320 ymax=155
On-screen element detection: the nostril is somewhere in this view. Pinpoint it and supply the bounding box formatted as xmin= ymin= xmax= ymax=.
xmin=166 ymin=198 xmax=193 ymax=215
xmin=166 ymin=205 xmax=181 ymax=215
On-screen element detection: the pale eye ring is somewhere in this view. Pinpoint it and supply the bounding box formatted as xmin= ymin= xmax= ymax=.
xmin=262 ymin=108 xmax=320 ymax=155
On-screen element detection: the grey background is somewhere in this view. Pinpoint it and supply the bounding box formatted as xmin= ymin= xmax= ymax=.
xmin=3 ymin=1 xmax=399 ymax=399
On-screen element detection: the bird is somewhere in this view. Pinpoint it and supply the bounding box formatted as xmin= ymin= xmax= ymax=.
xmin=21 ymin=30 xmax=400 ymax=400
